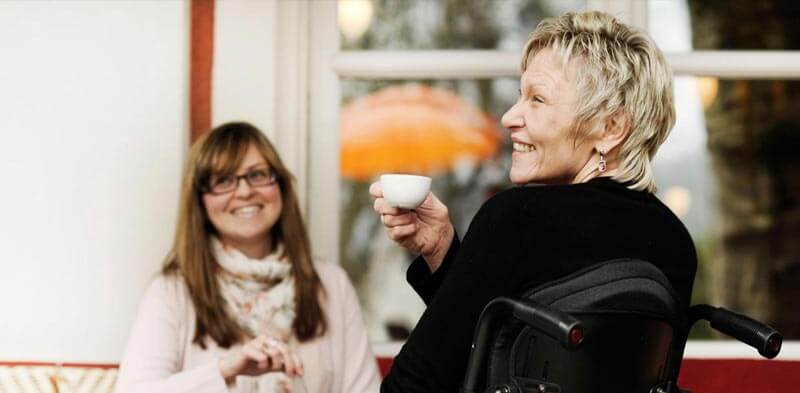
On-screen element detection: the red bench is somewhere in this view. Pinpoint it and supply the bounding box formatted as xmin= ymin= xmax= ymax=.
xmin=373 ymin=341 xmax=800 ymax=393
xmin=2 ymin=341 xmax=797 ymax=393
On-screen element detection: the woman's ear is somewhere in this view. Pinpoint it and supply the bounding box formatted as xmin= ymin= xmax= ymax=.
xmin=597 ymin=110 xmax=630 ymax=153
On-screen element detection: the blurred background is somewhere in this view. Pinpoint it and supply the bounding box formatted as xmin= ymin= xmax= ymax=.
xmin=0 ymin=0 xmax=798 ymax=373
xmin=337 ymin=0 xmax=800 ymax=344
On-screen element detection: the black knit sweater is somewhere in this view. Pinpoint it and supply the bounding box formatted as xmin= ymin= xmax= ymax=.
xmin=380 ymin=177 xmax=697 ymax=393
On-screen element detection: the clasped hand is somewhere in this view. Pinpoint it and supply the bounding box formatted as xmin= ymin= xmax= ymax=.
xmin=219 ymin=335 xmax=303 ymax=385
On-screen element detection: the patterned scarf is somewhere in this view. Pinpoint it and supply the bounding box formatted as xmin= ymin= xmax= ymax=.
xmin=212 ymin=237 xmax=296 ymax=392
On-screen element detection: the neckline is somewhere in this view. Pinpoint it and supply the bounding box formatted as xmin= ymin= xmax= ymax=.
xmin=520 ymin=176 xmax=622 ymax=188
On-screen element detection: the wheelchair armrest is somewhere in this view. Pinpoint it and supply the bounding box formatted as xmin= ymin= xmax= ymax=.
xmin=689 ymin=304 xmax=782 ymax=359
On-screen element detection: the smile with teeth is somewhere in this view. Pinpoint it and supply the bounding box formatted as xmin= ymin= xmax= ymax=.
xmin=232 ymin=205 xmax=262 ymax=216
xmin=513 ymin=142 xmax=535 ymax=152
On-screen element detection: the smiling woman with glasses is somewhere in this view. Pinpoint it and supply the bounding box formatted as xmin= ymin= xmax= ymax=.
xmin=115 ymin=122 xmax=380 ymax=393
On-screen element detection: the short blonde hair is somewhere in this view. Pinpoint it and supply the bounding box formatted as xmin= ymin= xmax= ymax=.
xmin=522 ymin=11 xmax=675 ymax=192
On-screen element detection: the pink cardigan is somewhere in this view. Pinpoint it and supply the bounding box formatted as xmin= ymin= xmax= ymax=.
xmin=115 ymin=262 xmax=381 ymax=393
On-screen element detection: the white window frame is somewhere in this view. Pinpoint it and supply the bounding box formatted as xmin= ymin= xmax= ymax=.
xmin=332 ymin=50 xmax=800 ymax=80
xmin=269 ymin=0 xmax=340 ymax=262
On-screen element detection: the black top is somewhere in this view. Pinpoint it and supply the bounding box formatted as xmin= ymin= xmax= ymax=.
xmin=380 ymin=178 xmax=697 ymax=393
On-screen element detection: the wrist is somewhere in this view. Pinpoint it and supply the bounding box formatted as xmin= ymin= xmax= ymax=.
xmin=219 ymin=359 xmax=236 ymax=384
xmin=422 ymin=223 xmax=454 ymax=273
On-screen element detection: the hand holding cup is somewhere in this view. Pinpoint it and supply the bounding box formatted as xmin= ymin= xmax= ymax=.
xmin=371 ymin=174 xmax=454 ymax=272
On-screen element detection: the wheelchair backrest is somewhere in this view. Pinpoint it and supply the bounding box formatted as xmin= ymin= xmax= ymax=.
xmin=485 ymin=259 xmax=684 ymax=392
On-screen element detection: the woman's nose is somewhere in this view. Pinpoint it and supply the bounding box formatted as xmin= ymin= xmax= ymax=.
xmin=501 ymin=102 xmax=523 ymax=130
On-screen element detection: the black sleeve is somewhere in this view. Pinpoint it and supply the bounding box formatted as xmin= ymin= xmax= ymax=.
xmin=406 ymin=232 xmax=461 ymax=305
xmin=383 ymin=197 xmax=525 ymax=393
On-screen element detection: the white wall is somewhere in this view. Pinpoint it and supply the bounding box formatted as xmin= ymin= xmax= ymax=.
xmin=0 ymin=1 xmax=188 ymax=362
xmin=212 ymin=0 xmax=277 ymax=139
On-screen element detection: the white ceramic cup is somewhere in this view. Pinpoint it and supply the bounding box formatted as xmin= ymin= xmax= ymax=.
xmin=379 ymin=174 xmax=432 ymax=209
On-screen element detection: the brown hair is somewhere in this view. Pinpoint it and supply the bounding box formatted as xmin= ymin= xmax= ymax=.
xmin=163 ymin=122 xmax=326 ymax=348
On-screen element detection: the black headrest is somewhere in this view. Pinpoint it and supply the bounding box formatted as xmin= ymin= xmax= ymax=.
xmin=526 ymin=258 xmax=681 ymax=322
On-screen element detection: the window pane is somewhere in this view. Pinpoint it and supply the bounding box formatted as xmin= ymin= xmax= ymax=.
xmin=339 ymin=78 xmax=514 ymax=341
xmin=652 ymin=76 xmax=716 ymax=339
xmin=338 ymin=76 xmax=714 ymax=341
xmin=655 ymin=77 xmax=800 ymax=338
xmin=338 ymin=0 xmax=587 ymax=50
xmin=341 ymin=74 xmax=800 ymax=341
xmin=685 ymin=78 xmax=800 ymax=338
xmin=649 ymin=0 xmax=800 ymax=51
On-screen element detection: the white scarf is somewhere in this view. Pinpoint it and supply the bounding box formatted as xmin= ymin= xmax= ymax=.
xmin=212 ymin=237 xmax=296 ymax=392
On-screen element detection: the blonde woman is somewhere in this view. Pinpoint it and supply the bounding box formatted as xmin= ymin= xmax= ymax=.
xmin=372 ymin=11 xmax=697 ymax=392
xmin=117 ymin=122 xmax=380 ymax=393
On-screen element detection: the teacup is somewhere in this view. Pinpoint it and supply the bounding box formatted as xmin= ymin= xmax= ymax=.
xmin=379 ymin=174 xmax=431 ymax=209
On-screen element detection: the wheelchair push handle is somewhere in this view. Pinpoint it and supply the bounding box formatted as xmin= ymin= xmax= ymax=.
xmin=511 ymin=299 xmax=585 ymax=349
xmin=462 ymin=298 xmax=584 ymax=393
xmin=689 ymin=305 xmax=782 ymax=359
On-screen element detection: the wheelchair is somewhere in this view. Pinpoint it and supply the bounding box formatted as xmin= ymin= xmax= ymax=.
xmin=461 ymin=259 xmax=783 ymax=393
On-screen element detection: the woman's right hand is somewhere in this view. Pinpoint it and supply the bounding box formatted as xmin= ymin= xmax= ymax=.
xmin=218 ymin=335 xmax=303 ymax=384
xmin=370 ymin=182 xmax=454 ymax=273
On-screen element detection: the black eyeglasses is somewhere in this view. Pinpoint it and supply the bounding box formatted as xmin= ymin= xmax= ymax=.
xmin=205 ymin=168 xmax=278 ymax=195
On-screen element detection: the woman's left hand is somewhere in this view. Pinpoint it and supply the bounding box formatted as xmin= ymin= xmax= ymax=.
xmin=218 ymin=335 xmax=303 ymax=384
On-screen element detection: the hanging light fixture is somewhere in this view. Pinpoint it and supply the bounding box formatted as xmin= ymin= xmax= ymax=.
xmin=696 ymin=76 xmax=719 ymax=110
xmin=338 ymin=0 xmax=373 ymax=42
xmin=663 ymin=186 xmax=692 ymax=219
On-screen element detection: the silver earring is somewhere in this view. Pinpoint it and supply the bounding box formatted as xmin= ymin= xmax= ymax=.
xmin=598 ymin=150 xmax=607 ymax=173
